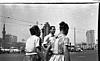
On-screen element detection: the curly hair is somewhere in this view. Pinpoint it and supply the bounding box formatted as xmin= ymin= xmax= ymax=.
xmin=49 ymin=26 xmax=55 ymax=30
xmin=59 ymin=21 xmax=69 ymax=35
xmin=29 ymin=25 xmax=40 ymax=36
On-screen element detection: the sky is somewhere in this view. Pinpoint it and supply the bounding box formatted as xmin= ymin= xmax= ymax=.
xmin=0 ymin=3 xmax=98 ymax=45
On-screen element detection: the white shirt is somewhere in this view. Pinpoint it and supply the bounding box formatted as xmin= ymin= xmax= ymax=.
xmin=25 ymin=35 xmax=40 ymax=52
xmin=42 ymin=33 xmax=56 ymax=46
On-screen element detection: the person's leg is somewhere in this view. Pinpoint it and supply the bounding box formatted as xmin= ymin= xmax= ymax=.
xmin=25 ymin=55 xmax=31 ymax=61
xmin=30 ymin=55 xmax=34 ymax=61
xmin=31 ymin=54 xmax=38 ymax=61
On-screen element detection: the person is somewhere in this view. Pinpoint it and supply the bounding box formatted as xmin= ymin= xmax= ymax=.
xmin=25 ymin=25 xmax=41 ymax=61
xmin=42 ymin=26 xmax=56 ymax=61
xmin=42 ymin=26 xmax=56 ymax=48
xmin=49 ymin=21 xmax=70 ymax=61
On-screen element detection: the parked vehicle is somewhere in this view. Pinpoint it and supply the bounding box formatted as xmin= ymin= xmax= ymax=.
xmin=0 ymin=47 xmax=3 ymax=54
xmin=10 ymin=47 xmax=21 ymax=53
xmin=4 ymin=49 xmax=10 ymax=53
xmin=75 ymin=47 xmax=83 ymax=52
xmin=0 ymin=48 xmax=10 ymax=54
xmin=68 ymin=46 xmax=83 ymax=52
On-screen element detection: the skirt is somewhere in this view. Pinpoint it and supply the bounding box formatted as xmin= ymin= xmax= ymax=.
xmin=49 ymin=55 xmax=64 ymax=61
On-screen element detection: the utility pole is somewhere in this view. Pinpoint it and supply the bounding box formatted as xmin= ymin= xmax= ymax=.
xmin=74 ymin=27 xmax=76 ymax=46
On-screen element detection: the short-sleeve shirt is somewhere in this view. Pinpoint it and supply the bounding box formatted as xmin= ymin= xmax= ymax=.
xmin=53 ymin=34 xmax=68 ymax=54
xmin=42 ymin=33 xmax=56 ymax=46
xmin=25 ymin=35 xmax=40 ymax=52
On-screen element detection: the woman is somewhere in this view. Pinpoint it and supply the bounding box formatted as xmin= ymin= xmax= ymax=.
xmin=49 ymin=21 xmax=70 ymax=61
xmin=25 ymin=25 xmax=41 ymax=61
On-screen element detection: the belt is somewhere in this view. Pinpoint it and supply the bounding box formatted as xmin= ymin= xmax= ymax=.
xmin=26 ymin=52 xmax=37 ymax=56
xmin=53 ymin=52 xmax=64 ymax=55
xmin=26 ymin=50 xmax=37 ymax=53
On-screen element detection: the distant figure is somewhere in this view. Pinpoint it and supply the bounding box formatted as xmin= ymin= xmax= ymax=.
xmin=49 ymin=21 xmax=70 ymax=61
xmin=42 ymin=26 xmax=56 ymax=61
xmin=25 ymin=25 xmax=41 ymax=61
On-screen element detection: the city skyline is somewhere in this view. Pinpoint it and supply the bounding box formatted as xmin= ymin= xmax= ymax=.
xmin=0 ymin=3 xmax=98 ymax=45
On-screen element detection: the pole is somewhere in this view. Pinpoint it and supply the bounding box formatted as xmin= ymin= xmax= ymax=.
xmin=74 ymin=27 xmax=76 ymax=46
xmin=2 ymin=24 xmax=6 ymax=48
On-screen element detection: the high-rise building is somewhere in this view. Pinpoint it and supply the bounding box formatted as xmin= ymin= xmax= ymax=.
xmin=86 ymin=30 xmax=95 ymax=48
xmin=42 ymin=22 xmax=50 ymax=40
xmin=5 ymin=34 xmax=17 ymax=43
xmin=3 ymin=34 xmax=17 ymax=48
xmin=2 ymin=24 xmax=18 ymax=48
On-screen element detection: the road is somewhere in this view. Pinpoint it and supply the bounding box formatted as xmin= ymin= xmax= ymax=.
xmin=70 ymin=50 xmax=98 ymax=61
xmin=0 ymin=50 xmax=98 ymax=61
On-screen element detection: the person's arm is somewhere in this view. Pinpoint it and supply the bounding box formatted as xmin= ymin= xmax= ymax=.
xmin=35 ymin=37 xmax=41 ymax=52
xmin=25 ymin=38 xmax=31 ymax=53
xmin=42 ymin=35 xmax=49 ymax=48
xmin=35 ymin=37 xmax=44 ymax=59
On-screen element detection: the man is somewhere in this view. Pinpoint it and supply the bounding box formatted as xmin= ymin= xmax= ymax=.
xmin=42 ymin=26 xmax=56 ymax=48
xmin=42 ymin=26 xmax=56 ymax=61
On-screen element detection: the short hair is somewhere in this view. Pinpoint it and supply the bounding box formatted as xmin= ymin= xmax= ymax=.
xmin=59 ymin=21 xmax=69 ymax=35
xmin=29 ymin=25 xmax=40 ymax=36
xmin=50 ymin=26 xmax=55 ymax=30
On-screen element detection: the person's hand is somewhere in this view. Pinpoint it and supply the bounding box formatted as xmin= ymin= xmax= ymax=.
xmin=46 ymin=45 xmax=52 ymax=51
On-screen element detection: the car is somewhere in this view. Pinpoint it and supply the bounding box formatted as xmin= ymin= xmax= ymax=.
xmin=4 ymin=49 xmax=10 ymax=53
xmin=0 ymin=47 xmax=4 ymax=54
xmin=86 ymin=47 xmax=94 ymax=50
xmin=1 ymin=48 xmax=5 ymax=53
xmin=10 ymin=47 xmax=20 ymax=53
xmin=68 ymin=46 xmax=76 ymax=52
xmin=68 ymin=46 xmax=83 ymax=52
xmin=75 ymin=47 xmax=83 ymax=52
xmin=0 ymin=48 xmax=10 ymax=54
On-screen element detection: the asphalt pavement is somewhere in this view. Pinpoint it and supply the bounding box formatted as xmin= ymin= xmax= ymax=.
xmin=0 ymin=50 xmax=98 ymax=61
xmin=70 ymin=50 xmax=98 ymax=61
